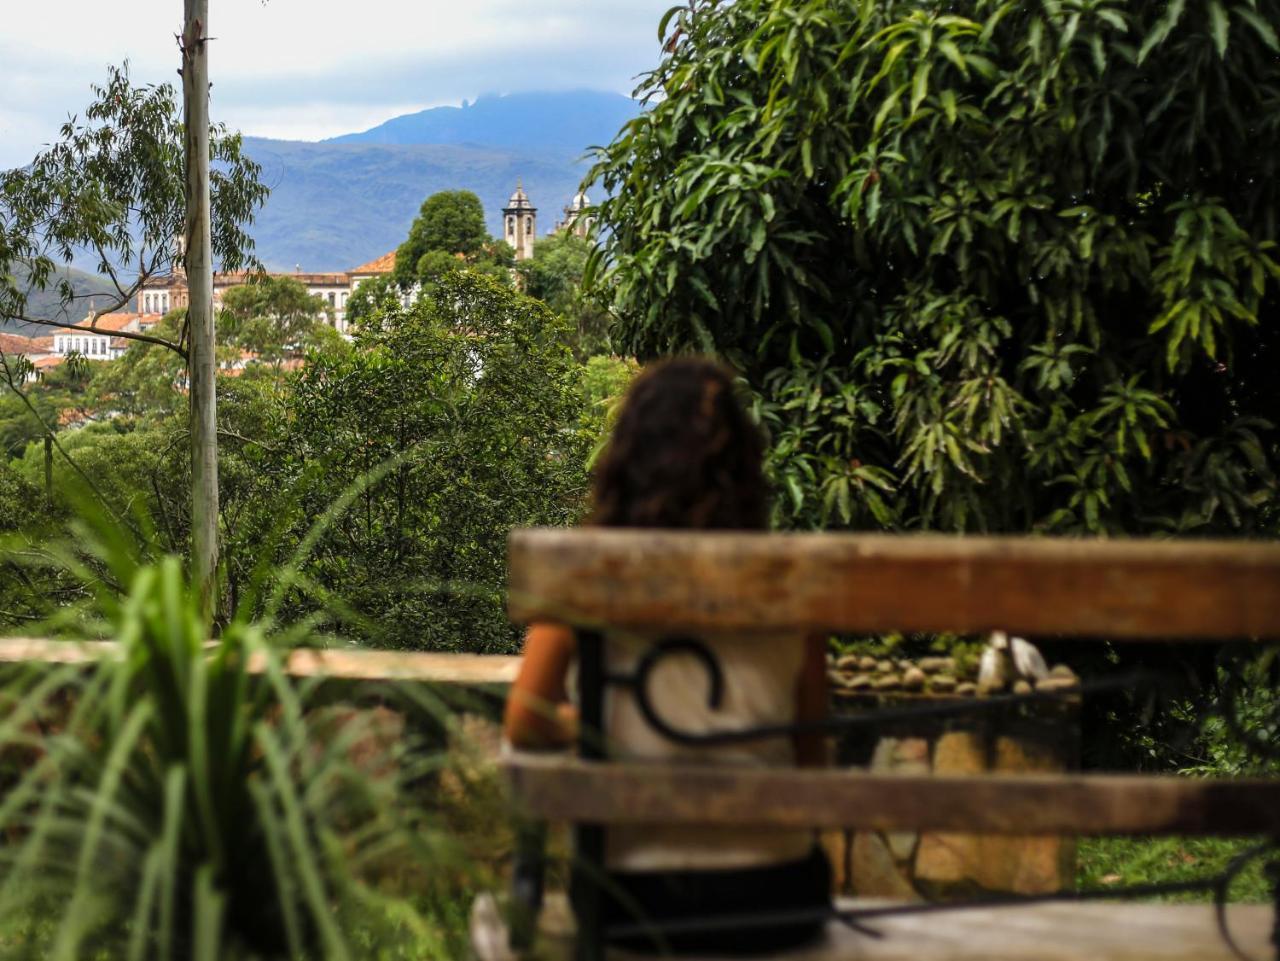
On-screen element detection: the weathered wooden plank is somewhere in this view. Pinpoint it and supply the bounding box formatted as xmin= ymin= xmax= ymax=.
xmin=0 ymin=637 xmax=520 ymax=685
xmin=504 ymin=754 xmax=1280 ymax=835
xmin=471 ymin=892 xmax=1275 ymax=961
xmin=508 ymin=529 xmax=1280 ymax=639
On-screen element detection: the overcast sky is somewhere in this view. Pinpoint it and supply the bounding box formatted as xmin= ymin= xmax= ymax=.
xmin=1 ymin=0 xmax=672 ymax=169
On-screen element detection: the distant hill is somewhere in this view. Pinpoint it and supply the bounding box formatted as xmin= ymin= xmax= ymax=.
xmin=239 ymin=91 xmax=640 ymax=272
xmin=324 ymin=90 xmax=639 ymax=153
xmin=2 ymin=265 xmax=118 ymax=335
xmin=243 ymin=139 xmax=597 ymax=272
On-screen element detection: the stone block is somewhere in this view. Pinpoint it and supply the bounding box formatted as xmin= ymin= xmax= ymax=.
xmin=915 ymin=731 xmax=986 ymax=886
xmin=914 ymin=831 xmax=982 ymax=886
xmin=932 ymin=731 xmax=987 ymax=774
xmin=892 ymin=737 xmax=930 ymax=767
xmin=971 ymin=735 xmax=1076 ymax=893
xmin=869 ymin=737 xmax=898 ymax=772
xmin=851 ymin=831 xmax=920 ymax=900
xmin=886 ymin=829 xmax=920 ymax=863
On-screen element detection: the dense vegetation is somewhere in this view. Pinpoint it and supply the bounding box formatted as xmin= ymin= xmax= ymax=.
xmin=0 ymin=7 xmax=1276 ymax=942
xmin=589 ymin=0 xmax=1280 ymax=538
xmin=0 ymin=270 xmax=614 ymax=652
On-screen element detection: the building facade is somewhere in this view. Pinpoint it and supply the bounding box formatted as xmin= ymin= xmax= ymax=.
xmin=136 ymin=180 xmax=574 ymax=337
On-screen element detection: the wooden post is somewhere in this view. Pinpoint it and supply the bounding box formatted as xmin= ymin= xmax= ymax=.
xmin=182 ymin=0 xmax=219 ymax=621
xmin=572 ymin=629 xmax=606 ymax=961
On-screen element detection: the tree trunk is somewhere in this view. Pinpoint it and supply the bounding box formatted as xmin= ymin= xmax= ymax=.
xmin=182 ymin=0 xmax=219 ymax=622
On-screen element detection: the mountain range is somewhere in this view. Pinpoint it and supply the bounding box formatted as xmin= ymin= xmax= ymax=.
xmin=241 ymin=90 xmax=639 ymax=272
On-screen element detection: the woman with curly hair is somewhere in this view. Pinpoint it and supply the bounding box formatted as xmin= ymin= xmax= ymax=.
xmin=504 ymin=357 xmax=831 ymax=955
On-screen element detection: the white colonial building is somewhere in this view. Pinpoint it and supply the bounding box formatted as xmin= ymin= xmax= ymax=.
xmin=52 ymin=312 xmax=159 ymax=361
xmin=132 ymin=181 xmax=585 ymax=340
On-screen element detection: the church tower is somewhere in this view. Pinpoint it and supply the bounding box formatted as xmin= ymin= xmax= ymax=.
xmin=503 ymin=181 xmax=537 ymax=261
xmin=560 ymin=191 xmax=595 ymax=238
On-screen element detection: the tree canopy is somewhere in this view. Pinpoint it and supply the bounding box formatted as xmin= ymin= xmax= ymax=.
xmin=393 ymin=190 xmax=490 ymax=289
xmin=588 ymin=0 xmax=1280 ymax=536
xmin=0 ymin=64 xmax=267 ymax=355
xmin=520 ymin=230 xmax=611 ymax=358
xmin=219 ymin=275 xmax=335 ymax=365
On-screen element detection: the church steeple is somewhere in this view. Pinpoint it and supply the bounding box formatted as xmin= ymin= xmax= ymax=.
xmin=503 ymin=180 xmax=537 ymax=261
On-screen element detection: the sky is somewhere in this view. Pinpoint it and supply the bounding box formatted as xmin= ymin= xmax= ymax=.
xmin=0 ymin=0 xmax=674 ymax=169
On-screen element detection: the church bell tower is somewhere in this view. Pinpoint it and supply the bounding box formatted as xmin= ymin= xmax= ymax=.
xmin=503 ymin=180 xmax=537 ymax=261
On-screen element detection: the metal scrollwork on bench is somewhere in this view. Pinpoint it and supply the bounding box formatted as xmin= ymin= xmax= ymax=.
xmin=593 ymin=635 xmax=1280 ymax=961
xmin=606 ymin=634 xmax=1140 ymax=748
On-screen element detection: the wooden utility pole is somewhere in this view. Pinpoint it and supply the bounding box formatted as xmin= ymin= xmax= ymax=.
xmin=182 ymin=0 xmax=219 ymax=621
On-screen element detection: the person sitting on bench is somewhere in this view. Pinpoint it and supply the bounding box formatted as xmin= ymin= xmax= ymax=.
xmin=504 ymin=357 xmax=832 ymax=955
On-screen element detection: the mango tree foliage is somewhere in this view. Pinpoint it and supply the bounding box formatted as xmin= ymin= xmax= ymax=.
xmin=589 ymin=0 xmax=1280 ymax=534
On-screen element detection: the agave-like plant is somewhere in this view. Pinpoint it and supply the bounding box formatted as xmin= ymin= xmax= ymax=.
xmin=0 ymin=513 xmax=472 ymax=960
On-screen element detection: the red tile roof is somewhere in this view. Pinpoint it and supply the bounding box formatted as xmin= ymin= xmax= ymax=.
xmin=0 ymin=333 xmax=36 ymax=355
xmin=349 ymin=251 xmax=396 ymax=275
xmin=77 ymin=312 xmax=140 ymax=333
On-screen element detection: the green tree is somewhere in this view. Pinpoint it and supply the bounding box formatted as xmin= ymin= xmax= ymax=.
xmin=273 ymin=271 xmax=591 ymax=652
xmin=521 ymin=230 xmax=611 ymax=358
xmin=220 ymin=275 xmax=332 ymax=366
xmin=393 ymin=190 xmax=490 ymax=288
xmin=0 ymin=62 xmax=267 ymax=614
xmin=344 ymin=274 xmax=399 ymax=329
xmin=87 ymin=311 xmax=189 ymax=420
xmin=589 ymin=0 xmax=1280 ymax=536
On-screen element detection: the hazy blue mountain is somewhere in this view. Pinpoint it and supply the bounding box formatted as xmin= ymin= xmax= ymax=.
xmin=240 ymin=91 xmax=641 ymax=272
xmin=324 ymin=90 xmax=638 ymax=152
xmin=242 ymin=139 xmax=595 ymax=272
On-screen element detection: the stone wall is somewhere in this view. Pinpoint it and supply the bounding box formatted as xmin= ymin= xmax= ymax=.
xmin=824 ymin=649 xmax=1079 ymax=899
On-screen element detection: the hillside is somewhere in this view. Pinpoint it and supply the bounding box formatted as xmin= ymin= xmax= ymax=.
xmin=242 ymin=139 xmax=594 ymax=272
xmin=2 ymin=265 xmax=118 ymax=335
xmin=240 ymin=91 xmax=640 ymax=272
xmin=324 ymin=90 xmax=639 ymax=153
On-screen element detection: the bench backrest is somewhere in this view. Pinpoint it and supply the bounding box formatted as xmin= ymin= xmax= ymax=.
xmin=509 ymin=529 xmax=1280 ymax=639
xmin=506 ymin=529 xmax=1280 ymax=960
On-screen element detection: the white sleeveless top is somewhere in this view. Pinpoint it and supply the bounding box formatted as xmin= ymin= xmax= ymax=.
xmin=571 ymin=629 xmax=814 ymax=873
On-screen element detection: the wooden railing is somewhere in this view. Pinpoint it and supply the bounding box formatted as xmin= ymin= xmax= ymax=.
xmin=0 ymin=637 xmax=521 ymax=686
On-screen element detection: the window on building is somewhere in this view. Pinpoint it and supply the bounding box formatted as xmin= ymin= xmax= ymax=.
xmin=145 ymin=295 xmax=152 ymax=313
xmin=328 ymin=292 xmax=336 ymax=307
xmin=507 ymin=219 xmax=514 ymax=237
xmin=526 ymin=217 xmax=533 ymax=235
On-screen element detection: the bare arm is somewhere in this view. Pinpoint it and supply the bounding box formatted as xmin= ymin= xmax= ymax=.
xmin=504 ymin=621 xmax=579 ymax=749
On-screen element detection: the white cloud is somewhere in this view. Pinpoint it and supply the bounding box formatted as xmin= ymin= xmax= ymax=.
xmin=0 ymin=0 xmax=670 ymax=167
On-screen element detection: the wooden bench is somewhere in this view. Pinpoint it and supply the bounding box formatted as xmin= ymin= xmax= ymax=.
xmin=484 ymin=529 xmax=1280 ymax=961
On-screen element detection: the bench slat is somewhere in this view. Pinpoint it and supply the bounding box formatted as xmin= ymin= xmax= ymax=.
xmin=505 ymin=755 xmax=1280 ymax=835
xmin=508 ymin=530 xmax=1280 ymax=639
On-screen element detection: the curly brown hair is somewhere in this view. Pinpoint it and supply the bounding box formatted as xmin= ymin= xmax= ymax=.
xmin=590 ymin=358 xmax=768 ymax=530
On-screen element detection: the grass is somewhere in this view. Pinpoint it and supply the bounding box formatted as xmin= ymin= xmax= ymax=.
xmin=1077 ymin=837 xmax=1276 ymax=903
